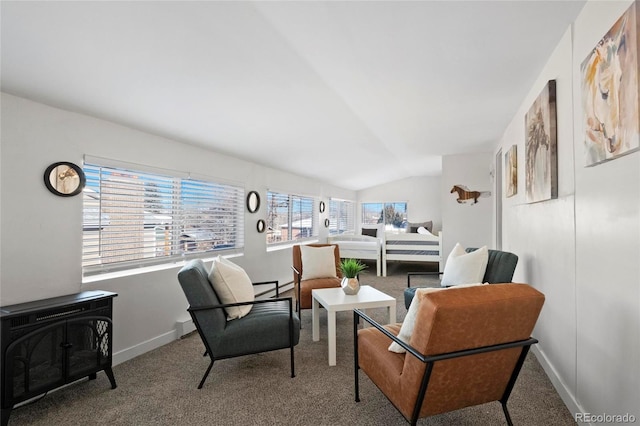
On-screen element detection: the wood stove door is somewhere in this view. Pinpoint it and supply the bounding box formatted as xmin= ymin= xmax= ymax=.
xmin=66 ymin=316 xmax=113 ymax=382
xmin=4 ymin=322 xmax=66 ymax=403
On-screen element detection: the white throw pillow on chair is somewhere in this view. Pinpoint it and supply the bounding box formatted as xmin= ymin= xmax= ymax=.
xmin=208 ymin=256 xmax=255 ymax=320
xmin=388 ymin=287 xmax=443 ymax=353
xmin=440 ymin=244 xmax=488 ymax=287
xmin=388 ymin=283 xmax=487 ymax=353
xmin=300 ymin=245 xmax=338 ymax=280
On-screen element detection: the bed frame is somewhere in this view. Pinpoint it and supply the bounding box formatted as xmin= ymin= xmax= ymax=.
xmin=327 ymin=225 xmax=384 ymax=276
xmin=382 ymin=230 xmax=442 ymax=276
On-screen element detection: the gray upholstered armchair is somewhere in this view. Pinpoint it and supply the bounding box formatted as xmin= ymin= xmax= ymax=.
xmin=177 ymin=259 xmax=300 ymax=389
xmin=404 ymin=248 xmax=519 ymax=309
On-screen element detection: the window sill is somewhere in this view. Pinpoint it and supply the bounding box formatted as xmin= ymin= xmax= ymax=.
xmin=82 ymin=253 xmax=243 ymax=284
xmin=266 ymin=239 xmax=320 ymax=253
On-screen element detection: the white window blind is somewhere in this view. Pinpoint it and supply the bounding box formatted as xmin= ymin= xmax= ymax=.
xmin=266 ymin=191 xmax=317 ymax=244
xmin=82 ymin=163 xmax=244 ymax=276
xmin=328 ymin=199 xmax=354 ymax=235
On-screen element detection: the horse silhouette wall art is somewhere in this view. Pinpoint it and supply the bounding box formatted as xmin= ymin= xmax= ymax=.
xmin=450 ymin=185 xmax=491 ymax=205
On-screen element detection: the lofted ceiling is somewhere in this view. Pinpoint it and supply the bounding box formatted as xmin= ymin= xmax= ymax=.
xmin=1 ymin=1 xmax=585 ymax=190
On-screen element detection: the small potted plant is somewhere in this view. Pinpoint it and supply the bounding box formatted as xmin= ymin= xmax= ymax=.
xmin=340 ymin=258 xmax=367 ymax=295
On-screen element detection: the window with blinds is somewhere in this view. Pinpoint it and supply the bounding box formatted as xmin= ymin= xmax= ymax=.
xmin=328 ymin=199 xmax=354 ymax=235
xmin=266 ymin=191 xmax=317 ymax=245
xmin=361 ymin=202 xmax=407 ymax=231
xmin=82 ymin=163 xmax=244 ymax=276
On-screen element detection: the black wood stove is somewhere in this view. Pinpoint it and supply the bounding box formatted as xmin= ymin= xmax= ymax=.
xmin=1 ymin=290 xmax=117 ymax=425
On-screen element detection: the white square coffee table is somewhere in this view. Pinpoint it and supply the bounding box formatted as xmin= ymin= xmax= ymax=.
xmin=312 ymin=285 xmax=396 ymax=366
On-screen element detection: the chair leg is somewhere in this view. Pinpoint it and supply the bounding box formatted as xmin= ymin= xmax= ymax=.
xmin=296 ymin=285 xmax=303 ymax=329
xmin=290 ymin=345 xmax=296 ymax=378
xmin=198 ymin=359 xmax=214 ymax=389
xmin=355 ymin=369 xmax=360 ymax=402
xmin=354 ymin=311 xmax=360 ymax=402
xmin=501 ymin=401 xmax=513 ymax=426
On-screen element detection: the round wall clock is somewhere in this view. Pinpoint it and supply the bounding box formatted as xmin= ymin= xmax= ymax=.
xmin=44 ymin=162 xmax=86 ymax=197
xmin=324 ymin=218 xmax=330 ymax=228
xmin=247 ymin=191 xmax=260 ymax=213
xmin=256 ymin=219 xmax=266 ymax=233
xmin=319 ymin=201 xmax=326 ymax=213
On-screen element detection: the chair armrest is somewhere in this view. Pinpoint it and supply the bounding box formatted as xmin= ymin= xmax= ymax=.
xmin=291 ymin=266 xmax=301 ymax=280
xmin=354 ymin=308 xmax=427 ymax=362
xmin=252 ymin=280 xmax=279 ymax=297
xmin=189 ymin=296 xmax=293 ymax=313
xmin=353 ymin=308 xmax=538 ymax=364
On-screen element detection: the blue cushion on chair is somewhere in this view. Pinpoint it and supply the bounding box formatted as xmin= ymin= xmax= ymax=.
xmin=466 ymin=248 xmax=518 ymax=283
xmin=403 ymin=249 xmax=519 ymax=309
xmin=216 ymin=301 xmax=300 ymax=358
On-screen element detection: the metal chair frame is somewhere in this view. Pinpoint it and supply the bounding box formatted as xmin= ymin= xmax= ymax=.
xmin=353 ymin=309 xmax=537 ymax=426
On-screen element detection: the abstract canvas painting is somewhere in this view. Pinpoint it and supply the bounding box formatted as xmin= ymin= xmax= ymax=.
xmin=525 ymin=80 xmax=557 ymax=203
xmin=581 ymin=2 xmax=640 ymax=166
xmin=505 ymin=145 xmax=517 ymax=198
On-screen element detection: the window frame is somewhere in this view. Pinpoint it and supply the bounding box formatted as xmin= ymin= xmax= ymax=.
xmin=82 ymin=160 xmax=245 ymax=277
xmin=328 ymin=198 xmax=355 ymax=235
xmin=265 ymin=190 xmax=318 ymax=247
xmin=361 ymin=201 xmax=408 ymax=231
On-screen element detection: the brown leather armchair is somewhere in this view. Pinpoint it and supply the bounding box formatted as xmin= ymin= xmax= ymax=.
xmin=291 ymin=244 xmax=342 ymax=313
xmin=354 ymin=283 xmax=545 ymax=426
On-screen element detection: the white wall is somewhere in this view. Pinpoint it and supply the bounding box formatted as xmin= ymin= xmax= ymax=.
xmin=497 ymin=26 xmax=578 ymax=413
xmin=572 ymin=1 xmax=639 ymax=418
xmin=495 ymin=0 xmax=640 ymax=419
xmin=0 ymin=92 xmax=355 ymax=363
xmin=356 ymin=175 xmax=442 ymax=231
xmin=441 ymin=153 xmax=493 ymax=261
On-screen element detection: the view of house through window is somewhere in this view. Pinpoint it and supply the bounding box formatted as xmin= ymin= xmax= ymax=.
xmin=82 ymin=162 xmax=244 ymax=276
xmin=328 ymin=198 xmax=355 ymax=235
xmin=361 ymin=202 xmax=407 ymax=231
xmin=266 ymin=191 xmax=317 ymax=244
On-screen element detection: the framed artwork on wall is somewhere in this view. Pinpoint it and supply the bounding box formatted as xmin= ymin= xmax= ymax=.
xmin=505 ymin=145 xmax=517 ymax=198
xmin=525 ymin=80 xmax=557 ymax=203
xmin=580 ymin=1 xmax=640 ymax=167
xmin=246 ymin=191 xmax=260 ymax=213
xmin=44 ymin=162 xmax=86 ymax=197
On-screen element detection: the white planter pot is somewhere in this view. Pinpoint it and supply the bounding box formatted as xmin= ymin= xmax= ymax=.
xmin=341 ymin=277 xmax=360 ymax=295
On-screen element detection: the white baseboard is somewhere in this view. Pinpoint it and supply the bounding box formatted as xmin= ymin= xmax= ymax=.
xmin=531 ymin=346 xmax=584 ymax=420
xmin=176 ymin=316 xmax=196 ymax=337
xmin=112 ymin=329 xmax=177 ymax=366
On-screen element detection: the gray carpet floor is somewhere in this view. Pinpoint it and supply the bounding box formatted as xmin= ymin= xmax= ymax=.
xmin=7 ymin=261 xmax=576 ymax=425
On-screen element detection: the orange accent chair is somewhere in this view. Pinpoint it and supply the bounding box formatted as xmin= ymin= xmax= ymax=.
xmin=291 ymin=244 xmax=342 ymax=313
xmin=354 ymin=283 xmax=545 ymax=426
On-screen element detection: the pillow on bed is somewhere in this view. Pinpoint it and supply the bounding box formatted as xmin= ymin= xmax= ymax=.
xmin=407 ymin=221 xmax=433 ymax=233
xmin=361 ymin=228 xmax=377 ymax=237
xmin=440 ymin=243 xmax=488 ymax=287
xmin=417 ymin=226 xmax=435 ymax=236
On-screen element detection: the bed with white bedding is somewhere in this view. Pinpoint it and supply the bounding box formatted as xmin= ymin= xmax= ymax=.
xmin=383 ymin=230 xmax=442 ymax=276
xmin=327 ymin=224 xmax=384 ymax=276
